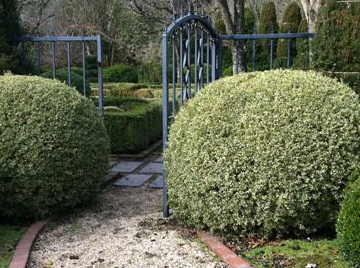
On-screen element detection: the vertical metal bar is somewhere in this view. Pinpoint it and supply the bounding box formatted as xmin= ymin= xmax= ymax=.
xmin=82 ymin=39 xmax=87 ymax=96
xmin=172 ymin=34 xmax=176 ymax=113
xmin=66 ymin=41 xmax=72 ymax=87
xmin=206 ymin=33 xmax=210 ymax=84
xmin=287 ymin=38 xmax=291 ymax=68
xmin=199 ymin=28 xmax=204 ymax=90
xmin=37 ymin=42 xmax=42 ymax=75
xmin=211 ymin=38 xmax=216 ymax=81
xmin=252 ymin=39 xmax=256 ymax=72
xmin=187 ymin=24 xmax=191 ymax=98
xmin=179 ymin=27 xmax=184 ymax=106
xmin=97 ymin=35 xmax=104 ymax=115
xmin=162 ymin=31 xmax=170 ymax=218
xmin=51 ymin=41 xmax=56 ymax=78
xmin=194 ymin=24 xmax=198 ymax=93
xmin=270 ymin=38 xmax=274 ymax=70
xmin=217 ymin=36 xmax=223 ymax=79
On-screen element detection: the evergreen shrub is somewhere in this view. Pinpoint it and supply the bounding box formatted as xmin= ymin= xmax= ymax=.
xmin=165 ymin=69 xmax=360 ymax=238
xmin=293 ymin=19 xmax=310 ymax=70
xmin=41 ymin=69 xmax=91 ymax=96
xmin=85 ymin=55 xmax=98 ymax=83
xmin=0 ymin=74 xmax=110 ymax=221
xmin=337 ymin=175 xmax=360 ymax=267
xmin=103 ymin=98 xmax=162 ymax=153
xmin=312 ymin=0 xmax=360 ymax=72
xmin=257 ymin=2 xmax=279 ymax=71
xmin=103 ymin=64 xmax=138 ymax=83
xmin=274 ymin=2 xmax=302 ymax=68
xmin=137 ymin=62 xmax=162 ymax=84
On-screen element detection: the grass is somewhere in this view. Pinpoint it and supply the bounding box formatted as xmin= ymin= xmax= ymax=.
xmin=235 ymin=238 xmax=349 ymax=268
xmin=0 ymin=224 xmax=27 ymax=268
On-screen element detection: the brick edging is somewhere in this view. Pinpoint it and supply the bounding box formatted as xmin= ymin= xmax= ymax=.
xmin=197 ymin=231 xmax=255 ymax=268
xmin=9 ymin=220 xmax=49 ymax=268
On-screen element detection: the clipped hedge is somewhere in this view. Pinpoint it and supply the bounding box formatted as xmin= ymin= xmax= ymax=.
xmin=103 ymin=64 xmax=138 ymax=83
xmin=165 ymin=70 xmax=360 ymax=238
xmin=0 ymin=74 xmax=110 ymax=221
xmin=103 ymin=98 xmax=162 ymax=153
xmin=41 ymin=69 xmax=91 ymax=96
xmin=337 ymin=175 xmax=360 ymax=267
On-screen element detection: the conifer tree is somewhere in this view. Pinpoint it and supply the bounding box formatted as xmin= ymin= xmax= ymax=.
xmin=293 ymin=18 xmax=309 ymax=69
xmin=274 ymin=2 xmax=302 ymax=68
xmin=256 ymin=1 xmax=278 ymax=71
xmin=312 ymin=0 xmax=360 ymax=72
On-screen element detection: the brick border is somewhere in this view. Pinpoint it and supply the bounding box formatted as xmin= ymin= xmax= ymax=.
xmin=9 ymin=220 xmax=49 ymax=268
xmin=198 ymin=231 xmax=255 ymax=268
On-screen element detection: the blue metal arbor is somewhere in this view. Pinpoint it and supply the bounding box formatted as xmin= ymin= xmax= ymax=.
xmin=162 ymin=11 xmax=222 ymax=217
xmin=162 ymin=9 xmax=315 ymax=217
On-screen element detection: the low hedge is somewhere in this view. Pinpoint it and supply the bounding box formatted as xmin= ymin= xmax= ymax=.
xmin=103 ymin=64 xmax=138 ymax=83
xmin=41 ymin=69 xmax=91 ymax=96
xmin=165 ymin=69 xmax=360 ymax=238
xmin=337 ymin=173 xmax=360 ymax=267
xmin=0 ymin=74 xmax=110 ymax=221
xmin=102 ymin=98 xmax=162 ymax=153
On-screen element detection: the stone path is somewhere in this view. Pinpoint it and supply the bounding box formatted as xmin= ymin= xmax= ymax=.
xmin=108 ymin=152 xmax=164 ymax=189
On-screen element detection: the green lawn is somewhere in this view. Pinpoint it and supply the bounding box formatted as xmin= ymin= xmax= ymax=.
xmin=0 ymin=224 xmax=27 ymax=268
xmin=239 ymin=238 xmax=349 ymax=268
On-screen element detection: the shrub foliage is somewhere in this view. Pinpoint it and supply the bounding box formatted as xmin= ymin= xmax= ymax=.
xmin=165 ymin=70 xmax=360 ymax=238
xmin=337 ymin=175 xmax=360 ymax=267
xmin=103 ymin=97 xmax=162 ymax=153
xmin=104 ymin=64 xmax=138 ymax=83
xmin=41 ymin=69 xmax=91 ymax=96
xmin=0 ymin=75 xmax=110 ymax=221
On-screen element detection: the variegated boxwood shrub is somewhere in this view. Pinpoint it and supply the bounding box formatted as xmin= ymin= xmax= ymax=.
xmin=337 ymin=171 xmax=360 ymax=267
xmin=165 ymin=69 xmax=360 ymax=238
xmin=0 ymin=74 xmax=110 ymax=221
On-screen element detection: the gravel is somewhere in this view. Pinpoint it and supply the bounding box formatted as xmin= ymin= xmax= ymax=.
xmin=27 ymin=185 xmax=229 ymax=268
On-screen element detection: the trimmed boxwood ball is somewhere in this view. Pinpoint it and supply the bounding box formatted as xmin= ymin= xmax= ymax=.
xmin=337 ymin=175 xmax=360 ymax=267
xmin=0 ymin=74 xmax=110 ymax=221
xmin=165 ymin=69 xmax=360 ymax=238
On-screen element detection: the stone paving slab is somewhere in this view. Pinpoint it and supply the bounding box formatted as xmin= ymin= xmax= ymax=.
xmin=110 ymin=161 xmax=143 ymax=173
xmin=114 ymin=174 xmax=152 ymax=187
xmin=138 ymin=162 xmax=163 ymax=174
xmin=154 ymin=156 xmax=163 ymax=163
xmin=148 ymin=176 xmax=164 ymax=188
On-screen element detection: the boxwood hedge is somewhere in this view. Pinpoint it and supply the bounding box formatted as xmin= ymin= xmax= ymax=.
xmin=0 ymin=74 xmax=110 ymax=221
xmin=165 ymin=69 xmax=360 ymax=238
xmin=101 ymin=97 xmax=162 ymax=154
xmin=337 ymin=173 xmax=360 ymax=267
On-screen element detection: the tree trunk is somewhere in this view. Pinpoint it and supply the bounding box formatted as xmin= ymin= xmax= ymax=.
xmin=216 ymin=0 xmax=246 ymax=74
xmin=300 ymin=0 xmax=321 ymax=33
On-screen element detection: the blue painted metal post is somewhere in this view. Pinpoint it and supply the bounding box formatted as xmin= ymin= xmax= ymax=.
xmin=217 ymin=36 xmax=223 ymax=79
xmin=97 ymin=34 xmax=104 ymax=115
xmin=287 ymin=37 xmax=291 ymax=68
xmin=252 ymin=39 xmax=256 ymax=72
xmin=206 ymin=34 xmax=210 ymax=84
xmin=36 ymin=42 xmax=42 ymax=74
xmin=211 ymin=38 xmax=216 ymax=81
xmin=172 ymin=34 xmax=176 ymax=113
xmin=270 ymin=38 xmax=274 ymax=70
xmin=66 ymin=41 xmax=72 ymax=87
xmin=162 ymin=29 xmax=170 ymax=218
xmin=82 ymin=39 xmax=87 ymax=96
xmin=51 ymin=40 xmax=56 ymax=78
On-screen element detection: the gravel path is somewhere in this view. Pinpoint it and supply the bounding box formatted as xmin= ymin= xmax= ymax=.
xmin=27 ymin=185 xmax=229 ymax=268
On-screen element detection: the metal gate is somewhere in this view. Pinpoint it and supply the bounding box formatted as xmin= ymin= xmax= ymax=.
xmin=162 ymin=8 xmax=314 ymax=217
xmin=17 ymin=34 xmax=104 ymax=113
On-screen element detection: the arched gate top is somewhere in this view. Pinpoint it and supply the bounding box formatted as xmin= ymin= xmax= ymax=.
xmin=164 ymin=13 xmax=218 ymax=39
